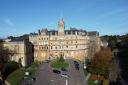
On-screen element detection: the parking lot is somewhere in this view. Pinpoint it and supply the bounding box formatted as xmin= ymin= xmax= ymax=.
xmin=33 ymin=59 xmax=87 ymax=85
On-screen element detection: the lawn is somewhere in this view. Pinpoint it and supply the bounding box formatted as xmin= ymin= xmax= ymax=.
xmin=87 ymin=79 xmax=109 ymax=85
xmin=6 ymin=68 xmax=25 ymax=85
xmin=83 ymin=69 xmax=88 ymax=77
xmin=51 ymin=61 xmax=69 ymax=69
xmin=6 ymin=63 xmax=38 ymax=85
xmin=88 ymin=80 xmax=101 ymax=85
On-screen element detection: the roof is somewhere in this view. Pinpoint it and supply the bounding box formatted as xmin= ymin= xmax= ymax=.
xmin=4 ymin=41 xmax=24 ymax=44
xmin=87 ymin=31 xmax=99 ymax=36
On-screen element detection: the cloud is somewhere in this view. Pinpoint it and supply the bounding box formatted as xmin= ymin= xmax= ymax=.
xmin=3 ymin=18 xmax=14 ymax=26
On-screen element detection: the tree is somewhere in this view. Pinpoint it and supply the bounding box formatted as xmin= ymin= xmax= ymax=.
xmin=2 ymin=61 xmax=19 ymax=79
xmin=117 ymin=38 xmax=128 ymax=82
xmin=0 ymin=42 xmax=14 ymax=71
xmin=7 ymin=34 xmax=29 ymax=41
xmin=88 ymin=47 xmax=112 ymax=79
xmin=18 ymin=58 xmax=22 ymax=67
xmin=59 ymin=55 xmax=65 ymax=62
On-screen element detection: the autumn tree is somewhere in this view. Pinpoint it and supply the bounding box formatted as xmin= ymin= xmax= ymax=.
xmin=88 ymin=47 xmax=112 ymax=79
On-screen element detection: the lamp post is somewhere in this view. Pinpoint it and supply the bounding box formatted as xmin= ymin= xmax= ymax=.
xmin=83 ymin=50 xmax=86 ymax=69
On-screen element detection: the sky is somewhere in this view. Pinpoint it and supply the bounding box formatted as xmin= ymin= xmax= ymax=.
xmin=0 ymin=0 xmax=128 ymax=38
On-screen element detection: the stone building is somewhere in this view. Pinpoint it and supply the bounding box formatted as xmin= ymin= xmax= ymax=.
xmin=29 ymin=19 xmax=101 ymax=62
xmin=3 ymin=39 xmax=34 ymax=67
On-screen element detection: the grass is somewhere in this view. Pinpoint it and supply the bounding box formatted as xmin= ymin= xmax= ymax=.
xmin=26 ymin=63 xmax=38 ymax=77
xmin=88 ymin=80 xmax=95 ymax=85
xmin=87 ymin=79 xmax=108 ymax=85
xmin=6 ymin=68 xmax=25 ymax=85
xmin=102 ymin=80 xmax=109 ymax=85
xmin=83 ymin=69 xmax=88 ymax=77
xmin=51 ymin=61 xmax=69 ymax=69
xmin=6 ymin=63 xmax=38 ymax=85
xmin=88 ymin=80 xmax=100 ymax=85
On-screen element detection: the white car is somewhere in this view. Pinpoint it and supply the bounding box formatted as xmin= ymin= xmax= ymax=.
xmin=61 ymin=73 xmax=69 ymax=78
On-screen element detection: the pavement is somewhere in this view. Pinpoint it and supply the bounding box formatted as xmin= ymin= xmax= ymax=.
xmin=33 ymin=59 xmax=87 ymax=85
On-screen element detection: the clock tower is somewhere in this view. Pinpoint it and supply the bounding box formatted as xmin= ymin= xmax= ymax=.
xmin=58 ymin=19 xmax=65 ymax=35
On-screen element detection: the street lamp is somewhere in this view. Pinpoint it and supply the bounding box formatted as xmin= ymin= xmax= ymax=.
xmin=83 ymin=50 xmax=86 ymax=69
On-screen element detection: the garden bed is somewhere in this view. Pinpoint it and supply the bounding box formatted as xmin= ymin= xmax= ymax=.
xmin=51 ymin=61 xmax=69 ymax=69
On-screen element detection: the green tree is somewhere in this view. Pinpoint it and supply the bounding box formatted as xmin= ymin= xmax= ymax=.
xmin=0 ymin=42 xmax=14 ymax=73
xmin=2 ymin=61 xmax=19 ymax=79
xmin=59 ymin=55 xmax=65 ymax=62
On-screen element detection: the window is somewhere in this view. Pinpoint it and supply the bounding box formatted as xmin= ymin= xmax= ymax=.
xmin=39 ymin=46 xmax=41 ymax=50
xmin=51 ymin=46 xmax=52 ymax=49
xmin=76 ymin=45 xmax=77 ymax=48
xmin=76 ymin=41 xmax=77 ymax=43
xmin=55 ymin=46 xmax=57 ymax=49
xmin=66 ymin=46 xmax=68 ymax=48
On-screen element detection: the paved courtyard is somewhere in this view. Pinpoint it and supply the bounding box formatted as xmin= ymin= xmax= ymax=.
xmin=33 ymin=59 xmax=87 ymax=85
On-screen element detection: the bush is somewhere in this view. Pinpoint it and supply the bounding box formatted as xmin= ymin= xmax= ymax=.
xmin=59 ymin=56 xmax=65 ymax=62
xmin=51 ymin=62 xmax=69 ymax=69
xmin=2 ymin=61 xmax=19 ymax=79
xmin=103 ymin=80 xmax=109 ymax=85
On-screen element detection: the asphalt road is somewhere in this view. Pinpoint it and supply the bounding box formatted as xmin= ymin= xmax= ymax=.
xmin=33 ymin=59 xmax=87 ymax=85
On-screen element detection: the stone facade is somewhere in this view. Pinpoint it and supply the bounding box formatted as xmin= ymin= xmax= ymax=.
xmin=29 ymin=19 xmax=101 ymax=62
xmin=3 ymin=39 xmax=34 ymax=67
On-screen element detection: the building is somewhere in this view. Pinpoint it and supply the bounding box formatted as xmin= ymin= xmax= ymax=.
xmin=29 ymin=19 xmax=101 ymax=62
xmin=3 ymin=39 xmax=34 ymax=67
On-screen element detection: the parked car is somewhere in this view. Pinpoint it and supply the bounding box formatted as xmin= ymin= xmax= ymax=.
xmin=61 ymin=68 xmax=67 ymax=71
xmin=75 ymin=63 xmax=80 ymax=70
xmin=74 ymin=61 xmax=78 ymax=64
xmin=53 ymin=69 xmax=61 ymax=74
xmin=46 ymin=60 xmax=50 ymax=63
xmin=61 ymin=73 xmax=68 ymax=78
xmin=24 ymin=77 xmax=33 ymax=85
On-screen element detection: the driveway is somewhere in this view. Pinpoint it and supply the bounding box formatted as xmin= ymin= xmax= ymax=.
xmin=33 ymin=59 xmax=87 ymax=85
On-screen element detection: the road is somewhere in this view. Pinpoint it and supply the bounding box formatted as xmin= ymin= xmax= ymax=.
xmin=33 ymin=59 xmax=87 ymax=85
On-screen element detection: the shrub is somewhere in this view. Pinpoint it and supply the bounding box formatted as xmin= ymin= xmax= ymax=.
xmin=2 ymin=61 xmax=19 ymax=79
xmin=59 ymin=56 xmax=65 ymax=62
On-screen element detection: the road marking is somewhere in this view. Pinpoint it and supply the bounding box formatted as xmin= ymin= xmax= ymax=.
xmin=51 ymin=80 xmax=54 ymax=82
xmin=66 ymin=79 xmax=68 ymax=85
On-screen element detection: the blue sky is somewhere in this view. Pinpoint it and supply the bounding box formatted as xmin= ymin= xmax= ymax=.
xmin=0 ymin=0 xmax=128 ymax=37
